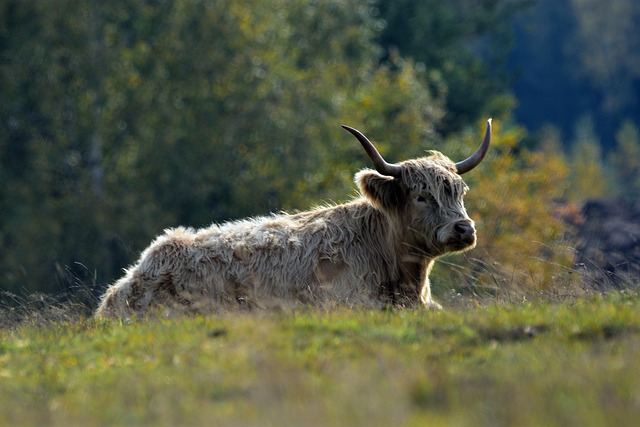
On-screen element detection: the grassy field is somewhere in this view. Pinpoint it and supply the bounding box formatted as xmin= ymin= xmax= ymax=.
xmin=1 ymin=291 xmax=640 ymax=426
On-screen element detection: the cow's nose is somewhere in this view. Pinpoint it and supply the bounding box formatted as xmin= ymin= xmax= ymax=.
xmin=454 ymin=221 xmax=475 ymax=242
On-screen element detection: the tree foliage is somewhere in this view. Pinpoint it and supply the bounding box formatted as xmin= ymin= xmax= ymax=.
xmin=566 ymin=116 xmax=607 ymax=202
xmin=0 ymin=0 xmax=442 ymax=294
xmin=376 ymin=0 xmax=532 ymax=134
xmin=4 ymin=0 xmax=629 ymax=299
xmin=511 ymin=0 xmax=640 ymax=149
xmin=569 ymin=0 xmax=640 ymax=115
xmin=609 ymin=121 xmax=640 ymax=201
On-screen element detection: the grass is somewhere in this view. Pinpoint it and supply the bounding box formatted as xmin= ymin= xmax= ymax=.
xmin=1 ymin=291 xmax=640 ymax=426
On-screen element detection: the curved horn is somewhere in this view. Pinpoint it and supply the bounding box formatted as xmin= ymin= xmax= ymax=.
xmin=455 ymin=118 xmax=492 ymax=175
xmin=341 ymin=125 xmax=402 ymax=178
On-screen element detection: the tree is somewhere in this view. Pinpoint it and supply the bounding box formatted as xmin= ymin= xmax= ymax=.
xmin=0 ymin=0 xmax=442 ymax=295
xmin=609 ymin=120 xmax=640 ymax=201
xmin=510 ymin=0 xmax=640 ymax=149
xmin=569 ymin=0 xmax=640 ymax=116
xmin=0 ymin=0 xmax=125 ymax=293
xmin=566 ymin=116 xmax=608 ymax=202
xmin=376 ymin=0 xmax=532 ymax=134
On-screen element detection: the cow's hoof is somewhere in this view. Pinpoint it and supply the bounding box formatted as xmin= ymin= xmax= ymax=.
xmin=423 ymin=300 xmax=443 ymax=310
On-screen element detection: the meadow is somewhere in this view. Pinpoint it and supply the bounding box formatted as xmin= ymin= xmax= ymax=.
xmin=1 ymin=291 xmax=639 ymax=426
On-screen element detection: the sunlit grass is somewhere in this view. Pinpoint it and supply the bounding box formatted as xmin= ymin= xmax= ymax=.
xmin=1 ymin=292 xmax=640 ymax=426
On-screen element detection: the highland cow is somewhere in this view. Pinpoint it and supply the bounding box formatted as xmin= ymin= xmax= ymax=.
xmin=96 ymin=120 xmax=492 ymax=317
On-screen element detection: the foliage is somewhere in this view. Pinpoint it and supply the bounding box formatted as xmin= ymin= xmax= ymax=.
xmin=511 ymin=0 xmax=640 ymax=149
xmin=0 ymin=0 xmax=441 ymax=294
xmin=376 ymin=0 xmax=532 ymax=134
xmin=608 ymin=120 xmax=640 ymax=201
xmin=535 ymin=117 xmax=640 ymax=205
xmin=566 ymin=115 xmax=608 ymax=202
xmin=1 ymin=292 xmax=640 ymax=426
xmin=1 ymin=0 xmax=636 ymax=299
xmin=569 ymin=0 xmax=640 ymax=115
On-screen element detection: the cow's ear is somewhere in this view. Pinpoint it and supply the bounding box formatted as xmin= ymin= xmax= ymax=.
xmin=355 ymin=170 xmax=402 ymax=209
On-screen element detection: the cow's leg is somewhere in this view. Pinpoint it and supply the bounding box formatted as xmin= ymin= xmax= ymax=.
xmin=419 ymin=280 xmax=443 ymax=310
xmin=419 ymin=260 xmax=442 ymax=309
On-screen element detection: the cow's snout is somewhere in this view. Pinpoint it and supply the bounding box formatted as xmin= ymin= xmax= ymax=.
xmin=453 ymin=220 xmax=476 ymax=244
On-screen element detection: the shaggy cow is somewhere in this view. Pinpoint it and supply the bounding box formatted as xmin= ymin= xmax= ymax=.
xmin=96 ymin=120 xmax=491 ymax=317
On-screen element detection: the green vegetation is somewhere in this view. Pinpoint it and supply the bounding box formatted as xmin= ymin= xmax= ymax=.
xmin=1 ymin=292 xmax=639 ymax=426
xmin=1 ymin=0 xmax=445 ymax=294
xmin=377 ymin=0 xmax=531 ymax=133
xmin=511 ymin=0 xmax=640 ymax=147
xmin=1 ymin=0 xmax=640 ymax=297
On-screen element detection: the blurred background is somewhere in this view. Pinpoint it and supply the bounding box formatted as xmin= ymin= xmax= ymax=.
xmin=1 ymin=0 xmax=639 ymax=301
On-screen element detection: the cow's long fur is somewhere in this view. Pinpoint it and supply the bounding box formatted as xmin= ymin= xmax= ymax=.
xmin=96 ymin=149 xmax=478 ymax=317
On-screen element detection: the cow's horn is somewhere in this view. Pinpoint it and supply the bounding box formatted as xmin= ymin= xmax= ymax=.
xmin=455 ymin=118 xmax=492 ymax=175
xmin=341 ymin=125 xmax=402 ymax=178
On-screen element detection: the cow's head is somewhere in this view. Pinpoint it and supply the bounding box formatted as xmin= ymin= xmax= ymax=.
xmin=343 ymin=119 xmax=491 ymax=258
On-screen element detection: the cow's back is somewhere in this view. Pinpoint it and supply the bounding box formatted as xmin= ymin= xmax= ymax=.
xmin=95 ymin=201 xmax=394 ymax=317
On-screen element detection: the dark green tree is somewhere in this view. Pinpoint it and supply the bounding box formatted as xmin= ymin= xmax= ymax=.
xmin=0 ymin=0 xmax=442 ymax=295
xmin=609 ymin=121 xmax=640 ymax=201
xmin=376 ymin=0 xmax=532 ymax=134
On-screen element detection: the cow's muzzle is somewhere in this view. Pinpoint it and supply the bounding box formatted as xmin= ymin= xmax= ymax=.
xmin=447 ymin=220 xmax=476 ymax=249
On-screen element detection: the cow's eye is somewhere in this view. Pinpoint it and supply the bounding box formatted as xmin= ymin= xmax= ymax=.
xmin=442 ymin=183 xmax=452 ymax=196
xmin=417 ymin=195 xmax=428 ymax=203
